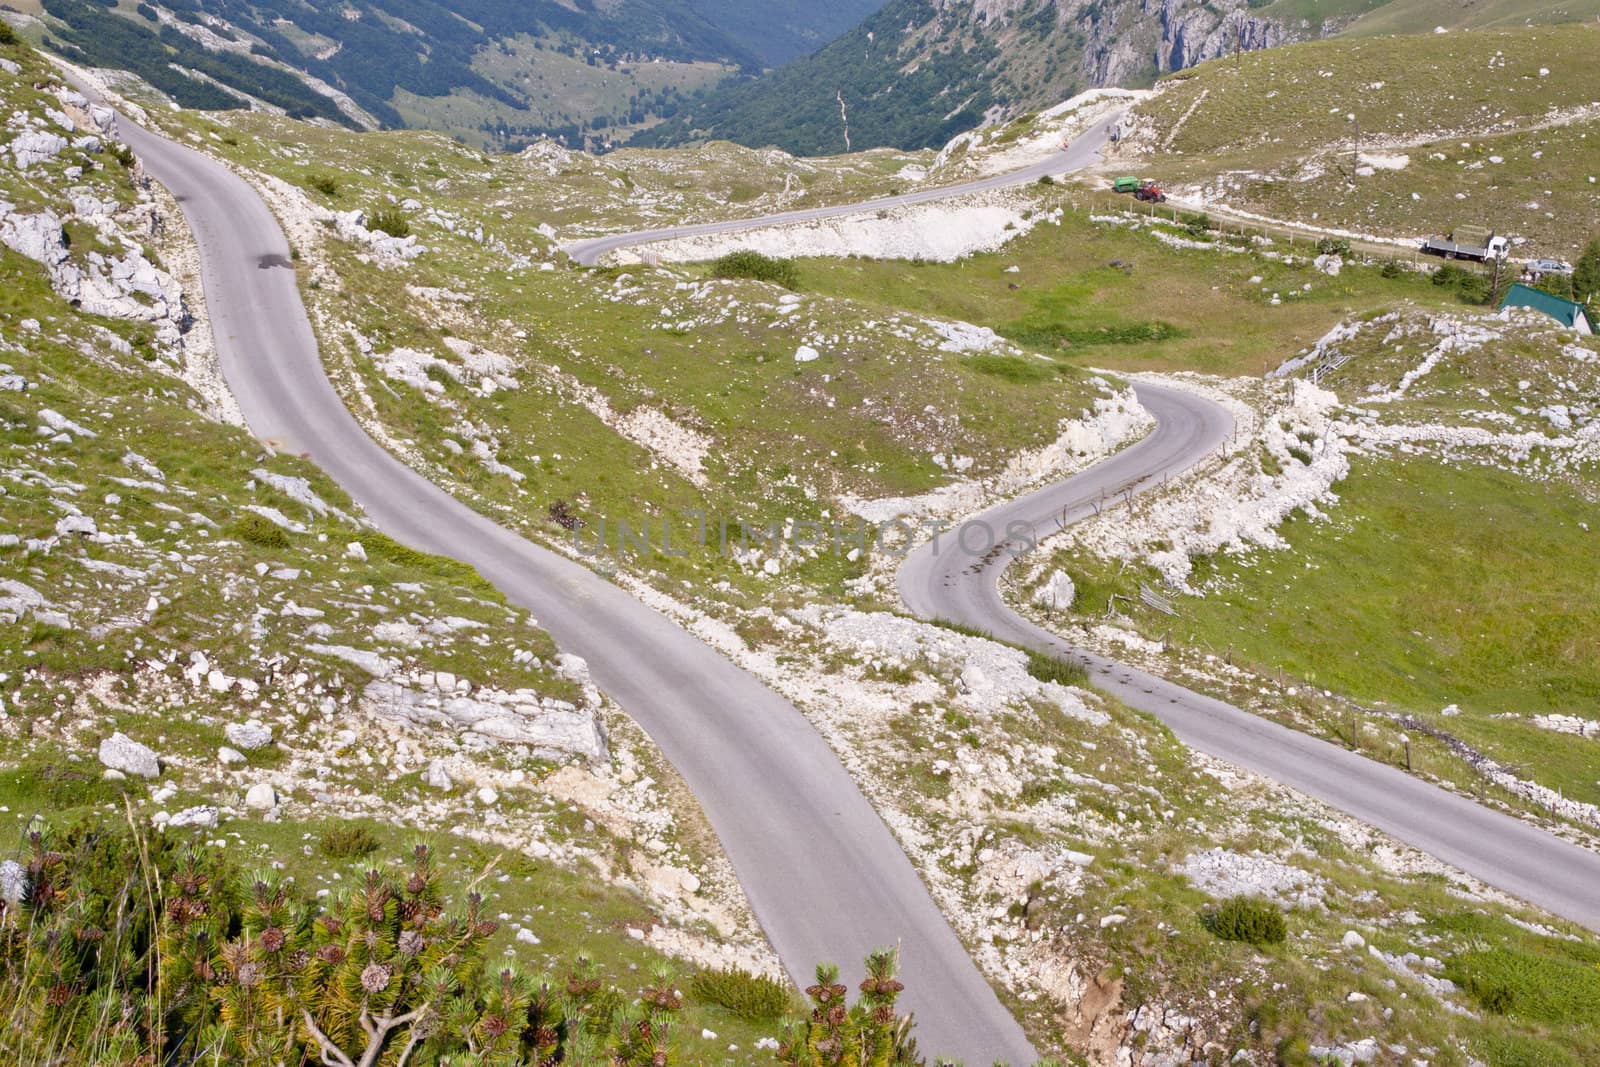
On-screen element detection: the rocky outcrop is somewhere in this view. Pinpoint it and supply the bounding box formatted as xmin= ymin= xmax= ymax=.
xmin=362 ymin=677 xmax=609 ymax=762
xmin=1155 ymin=0 xmax=1292 ymax=74
xmin=1078 ymin=0 xmax=1301 ymax=88
xmin=334 ymin=208 xmax=425 ymax=263
xmin=0 ymin=202 xmax=189 ymax=333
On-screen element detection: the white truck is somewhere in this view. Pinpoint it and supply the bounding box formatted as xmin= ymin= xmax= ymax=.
xmin=1421 ymin=225 xmax=1510 ymax=262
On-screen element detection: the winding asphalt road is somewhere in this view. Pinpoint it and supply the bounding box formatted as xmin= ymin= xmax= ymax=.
xmin=94 ymin=82 xmax=1600 ymax=1067
xmin=95 ymin=93 xmax=1044 ymax=1064
xmin=563 ymin=101 xmax=1600 ymax=934
xmin=901 ymin=383 xmax=1600 ymax=933
xmin=566 ymin=111 xmax=1125 ymax=265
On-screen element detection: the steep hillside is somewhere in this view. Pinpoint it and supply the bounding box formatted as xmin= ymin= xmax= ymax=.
xmin=1339 ymin=0 xmax=1600 ymax=34
xmin=687 ymin=0 xmax=886 ymax=67
xmin=0 ymin=40 xmax=811 ymax=1063
xmin=11 ymin=0 xmax=866 ymax=151
xmin=1120 ymin=23 xmax=1600 ymax=256
xmin=635 ymin=0 xmax=1294 ymax=154
xmin=638 ymin=0 xmax=1600 ymax=155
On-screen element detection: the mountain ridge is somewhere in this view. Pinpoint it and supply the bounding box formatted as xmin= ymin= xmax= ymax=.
xmin=636 ymin=0 xmax=1600 ymax=155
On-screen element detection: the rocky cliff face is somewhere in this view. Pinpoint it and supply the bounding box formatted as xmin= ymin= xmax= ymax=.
xmin=1080 ymin=0 xmax=1301 ymax=88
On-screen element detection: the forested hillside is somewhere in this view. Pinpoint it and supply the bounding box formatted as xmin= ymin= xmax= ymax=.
xmin=23 ymin=0 xmax=885 ymax=150
xmin=688 ymin=0 xmax=884 ymax=66
xmin=638 ymin=0 xmax=1600 ymax=154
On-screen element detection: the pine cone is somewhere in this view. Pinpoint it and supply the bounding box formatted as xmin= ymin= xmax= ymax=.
xmin=360 ymin=962 xmax=391 ymax=993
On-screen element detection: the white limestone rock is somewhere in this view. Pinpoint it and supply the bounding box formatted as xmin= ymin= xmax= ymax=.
xmin=225 ymin=721 xmax=274 ymax=751
xmin=98 ymin=732 xmax=160 ymax=778
xmin=8 ymin=130 xmax=69 ymax=170
xmin=0 ymin=860 xmax=26 ymax=905
xmin=244 ymin=783 xmax=277 ymax=811
xmin=423 ymin=760 xmax=454 ymax=791
xmin=1032 ymin=570 xmax=1076 ymax=611
xmin=168 ymin=806 xmax=219 ymax=829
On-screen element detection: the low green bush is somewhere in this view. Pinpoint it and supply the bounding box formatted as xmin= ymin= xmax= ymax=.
xmin=1431 ymin=263 xmax=1493 ymax=305
xmin=360 ymin=530 xmax=492 ymax=590
xmin=307 ymin=173 xmax=339 ymax=197
xmin=1003 ymin=320 xmax=1182 ymax=349
xmin=710 ymin=249 xmax=800 ymax=289
xmin=1205 ymin=895 xmax=1288 ymax=945
xmin=688 ymin=966 xmax=792 ymax=1021
xmin=230 ymin=511 xmax=290 ymax=548
xmin=0 ymin=823 xmax=924 ymax=1065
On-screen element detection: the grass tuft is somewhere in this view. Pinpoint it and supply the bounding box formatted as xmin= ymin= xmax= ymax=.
xmin=1025 ymin=650 xmax=1088 ymax=687
xmin=368 ymin=206 xmax=411 ymax=238
xmin=318 ymin=823 xmax=381 ymax=860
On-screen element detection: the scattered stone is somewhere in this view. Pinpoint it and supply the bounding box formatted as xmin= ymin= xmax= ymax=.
xmin=1342 ymin=930 xmax=1366 ymax=950
xmin=225 ymin=721 xmax=274 ymax=751
xmin=476 ymin=785 xmax=499 ymax=806
xmin=423 ymin=760 xmax=453 ymax=791
xmin=1181 ymin=848 xmax=1325 ymax=909
xmin=244 ymin=783 xmax=277 ymax=811
xmin=362 ymin=676 xmax=608 ymax=761
xmin=168 ymin=806 xmax=219 ymax=829
xmin=55 ymin=514 xmax=98 ymax=538
xmin=98 ymin=732 xmax=160 ymax=778
xmin=346 ymin=541 xmax=367 ymax=562
xmin=218 ymin=747 xmax=247 ymax=766
xmin=0 ymin=860 xmax=26 ymax=905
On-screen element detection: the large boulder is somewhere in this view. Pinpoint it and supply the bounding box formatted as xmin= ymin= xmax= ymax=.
xmin=244 ymin=783 xmax=277 ymax=811
xmin=1032 ymin=570 xmax=1076 ymax=611
xmin=99 ymin=732 xmax=160 ymax=778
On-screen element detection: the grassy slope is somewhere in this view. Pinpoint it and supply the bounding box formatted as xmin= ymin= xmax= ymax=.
xmin=1254 ymin=0 xmax=1600 ymax=31
xmin=798 ymin=198 xmax=1467 ymax=377
xmin=396 ymin=45 xmax=734 ymax=151
xmin=0 ymin=50 xmax=782 ymax=1062
xmin=848 ymin=618 xmax=1600 ymax=1065
xmin=1132 ymin=24 xmax=1600 ymax=255
xmin=1345 ymin=0 xmax=1600 ymax=34
xmin=1136 ymin=457 xmax=1597 ymax=806
xmin=1033 ymin=305 xmax=1600 ymax=817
